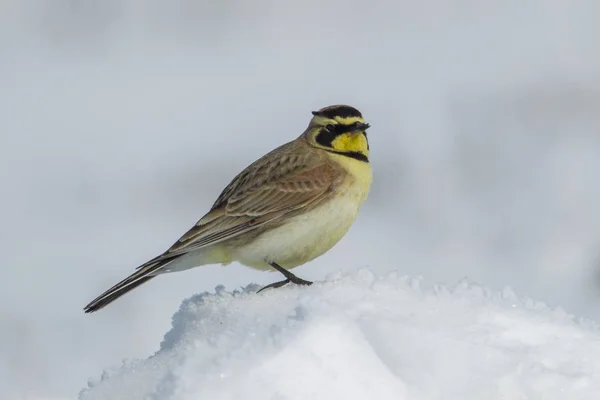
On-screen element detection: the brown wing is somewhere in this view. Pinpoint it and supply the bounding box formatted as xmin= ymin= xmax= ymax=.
xmin=149 ymin=148 xmax=338 ymax=263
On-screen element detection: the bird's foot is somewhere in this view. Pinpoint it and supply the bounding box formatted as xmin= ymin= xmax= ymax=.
xmin=257 ymin=276 xmax=313 ymax=293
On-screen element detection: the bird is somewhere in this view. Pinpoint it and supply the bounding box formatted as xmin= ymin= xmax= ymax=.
xmin=84 ymin=104 xmax=372 ymax=313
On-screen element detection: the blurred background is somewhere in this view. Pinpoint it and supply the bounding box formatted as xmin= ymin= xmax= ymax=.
xmin=2 ymin=0 xmax=600 ymax=398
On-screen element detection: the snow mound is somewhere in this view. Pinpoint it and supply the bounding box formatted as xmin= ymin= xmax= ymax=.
xmin=79 ymin=269 xmax=600 ymax=400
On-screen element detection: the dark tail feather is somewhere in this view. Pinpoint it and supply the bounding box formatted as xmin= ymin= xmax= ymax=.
xmin=84 ymin=258 xmax=170 ymax=313
xmin=84 ymin=275 xmax=156 ymax=313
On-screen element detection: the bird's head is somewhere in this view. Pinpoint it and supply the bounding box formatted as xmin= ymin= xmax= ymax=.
xmin=304 ymin=105 xmax=370 ymax=162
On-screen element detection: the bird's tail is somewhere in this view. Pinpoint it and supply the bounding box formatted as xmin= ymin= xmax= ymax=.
xmin=83 ymin=257 xmax=171 ymax=313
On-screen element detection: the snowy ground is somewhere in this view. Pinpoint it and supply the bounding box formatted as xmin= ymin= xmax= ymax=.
xmin=79 ymin=269 xmax=600 ymax=400
xmin=3 ymin=0 xmax=600 ymax=399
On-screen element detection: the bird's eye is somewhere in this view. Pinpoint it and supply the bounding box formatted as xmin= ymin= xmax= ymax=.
xmin=325 ymin=124 xmax=335 ymax=132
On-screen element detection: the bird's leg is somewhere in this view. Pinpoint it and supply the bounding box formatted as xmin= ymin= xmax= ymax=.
xmin=268 ymin=262 xmax=313 ymax=286
xmin=257 ymin=262 xmax=313 ymax=293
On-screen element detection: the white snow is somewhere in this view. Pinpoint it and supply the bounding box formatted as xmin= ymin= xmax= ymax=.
xmin=79 ymin=269 xmax=600 ymax=400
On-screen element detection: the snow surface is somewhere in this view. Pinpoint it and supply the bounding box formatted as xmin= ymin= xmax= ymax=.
xmin=79 ymin=269 xmax=600 ymax=400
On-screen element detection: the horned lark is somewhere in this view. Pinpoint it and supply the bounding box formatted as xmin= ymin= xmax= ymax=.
xmin=84 ymin=105 xmax=372 ymax=313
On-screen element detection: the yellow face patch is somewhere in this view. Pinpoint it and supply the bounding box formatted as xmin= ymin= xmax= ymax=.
xmin=330 ymin=132 xmax=369 ymax=154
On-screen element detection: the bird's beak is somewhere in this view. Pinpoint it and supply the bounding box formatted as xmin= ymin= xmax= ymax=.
xmin=352 ymin=122 xmax=371 ymax=133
